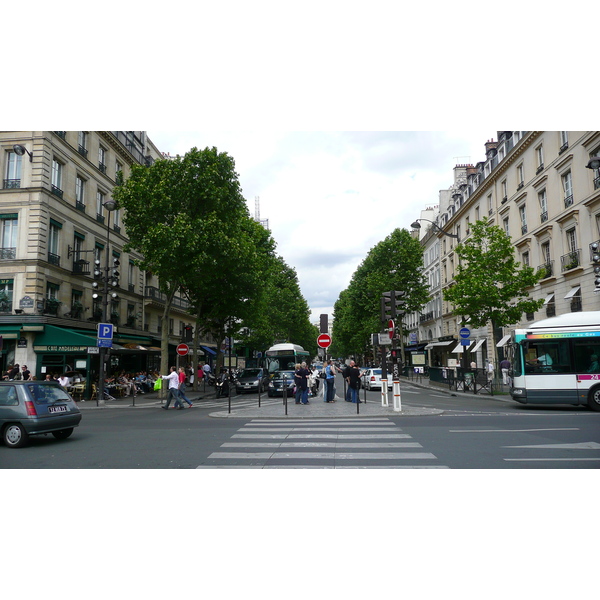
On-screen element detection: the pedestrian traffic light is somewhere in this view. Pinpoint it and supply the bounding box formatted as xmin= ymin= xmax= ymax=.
xmin=592 ymin=242 xmax=600 ymax=292
xmin=183 ymin=325 xmax=193 ymax=342
xmin=320 ymin=314 xmax=328 ymax=334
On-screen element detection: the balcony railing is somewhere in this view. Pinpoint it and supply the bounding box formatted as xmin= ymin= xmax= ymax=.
xmin=419 ymin=311 xmax=434 ymax=323
xmin=72 ymin=259 xmax=91 ymax=275
xmin=537 ymin=261 xmax=554 ymax=279
xmin=99 ymin=162 xmax=107 ymax=174
xmin=561 ymin=249 xmax=581 ymax=272
xmin=55 ymin=131 xmax=66 ymax=139
xmin=540 ymin=211 xmax=548 ymax=223
xmin=145 ymin=286 xmax=190 ymax=310
xmin=564 ymin=195 xmax=574 ymax=208
xmin=521 ymin=224 xmax=528 ymax=235
xmin=3 ymin=179 xmax=20 ymax=189
xmin=0 ymin=247 xmax=16 ymax=259
xmin=78 ymin=145 xmax=88 ymax=158
xmin=48 ymin=252 xmax=61 ymax=266
xmin=96 ymin=213 xmax=105 ymax=224
xmin=76 ymin=201 xmax=86 ymax=212
xmin=594 ymin=175 xmax=600 ymax=190
xmin=51 ymin=185 xmax=63 ymax=199
xmin=536 ymin=164 xmax=544 ymax=174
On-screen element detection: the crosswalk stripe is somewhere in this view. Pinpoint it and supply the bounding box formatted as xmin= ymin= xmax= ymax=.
xmin=232 ymin=433 xmax=412 ymax=439
xmin=221 ymin=442 xmax=423 ymax=448
xmin=208 ymin=451 xmax=438 ymax=460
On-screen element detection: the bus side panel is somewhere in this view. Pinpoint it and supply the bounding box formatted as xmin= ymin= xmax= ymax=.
xmin=523 ymin=375 xmax=580 ymax=405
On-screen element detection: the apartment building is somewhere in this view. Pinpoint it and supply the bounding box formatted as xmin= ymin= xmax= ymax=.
xmin=409 ymin=131 xmax=600 ymax=370
xmin=0 ymin=131 xmax=214 ymax=387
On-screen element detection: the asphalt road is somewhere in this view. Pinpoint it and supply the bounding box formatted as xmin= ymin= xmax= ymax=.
xmin=2 ymin=382 xmax=599 ymax=468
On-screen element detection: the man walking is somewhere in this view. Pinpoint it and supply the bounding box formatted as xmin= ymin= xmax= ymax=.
xmin=161 ymin=366 xmax=182 ymax=410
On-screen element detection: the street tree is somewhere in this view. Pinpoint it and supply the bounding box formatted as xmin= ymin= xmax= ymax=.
xmin=443 ymin=217 xmax=544 ymax=366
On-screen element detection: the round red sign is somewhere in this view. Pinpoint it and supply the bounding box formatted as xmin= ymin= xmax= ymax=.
xmin=388 ymin=319 xmax=395 ymax=339
xmin=317 ymin=334 xmax=332 ymax=348
xmin=176 ymin=343 xmax=189 ymax=356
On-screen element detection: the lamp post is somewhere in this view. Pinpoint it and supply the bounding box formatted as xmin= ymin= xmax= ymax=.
xmin=12 ymin=144 xmax=33 ymax=162
xmin=93 ymin=199 xmax=118 ymax=407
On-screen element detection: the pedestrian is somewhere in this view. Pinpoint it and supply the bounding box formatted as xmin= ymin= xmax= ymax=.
xmin=297 ymin=362 xmax=310 ymax=405
xmin=344 ymin=360 xmax=364 ymax=403
xmin=307 ymin=365 xmax=318 ymax=397
xmin=500 ymin=357 xmax=511 ymax=385
xmin=178 ymin=366 xmax=193 ymax=407
xmin=293 ymin=363 xmax=302 ymax=404
xmin=324 ymin=359 xmax=338 ymax=403
xmin=57 ymin=372 xmax=71 ymax=390
xmin=486 ymin=360 xmax=494 ymax=382
xmin=21 ymin=365 xmax=32 ymax=381
xmin=160 ymin=366 xmax=183 ymax=410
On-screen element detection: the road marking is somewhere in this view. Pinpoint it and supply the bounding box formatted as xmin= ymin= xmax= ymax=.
xmin=449 ymin=428 xmax=580 ymax=433
xmin=503 ymin=442 xmax=600 ymax=449
xmin=232 ymin=433 xmax=412 ymax=439
xmin=221 ymin=442 xmax=423 ymax=448
xmin=208 ymin=452 xmax=438 ymax=460
xmin=238 ymin=427 xmax=401 ymax=432
xmin=504 ymin=458 xmax=600 ymax=462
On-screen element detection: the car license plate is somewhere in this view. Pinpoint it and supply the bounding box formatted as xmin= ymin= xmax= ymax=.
xmin=48 ymin=405 xmax=68 ymax=414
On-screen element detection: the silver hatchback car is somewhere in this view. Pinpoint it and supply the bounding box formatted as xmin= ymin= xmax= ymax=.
xmin=0 ymin=381 xmax=82 ymax=448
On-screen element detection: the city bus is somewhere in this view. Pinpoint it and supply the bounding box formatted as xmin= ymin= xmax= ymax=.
xmin=264 ymin=343 xmax=310 ymax=373
xmin=510 ymin=311 xmax=600 ymax=411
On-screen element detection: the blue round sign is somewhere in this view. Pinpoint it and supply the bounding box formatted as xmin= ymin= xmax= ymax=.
xmin=459 ymin=327 xmax=471 ymax=339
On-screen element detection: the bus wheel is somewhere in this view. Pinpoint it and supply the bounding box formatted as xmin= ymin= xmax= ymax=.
xmin=588 ymin=387 xmax=600 ymax=412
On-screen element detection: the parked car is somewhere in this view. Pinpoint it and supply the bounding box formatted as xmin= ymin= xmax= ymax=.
xmin=0 ymin=381 xmax=82 ymax=448
xmin=236 ymin=368 xmax=270 ymax=394
xmin=361 ymin=368 xmax=393 ymax=390
xmin=267 ymin=370 xmax=296 ymax=397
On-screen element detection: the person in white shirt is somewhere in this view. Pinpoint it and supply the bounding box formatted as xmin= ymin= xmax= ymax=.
xmin=58 ymin=374 xmax=71 ymax=389
xmin=160 ymin=366 xmax=183 ymax=410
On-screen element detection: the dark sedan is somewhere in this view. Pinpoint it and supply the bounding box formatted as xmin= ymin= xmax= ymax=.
xmin=235 ymin=368 xmax=270 ymax=394
xmin=267 ymin=370 xmax=296 ymax=397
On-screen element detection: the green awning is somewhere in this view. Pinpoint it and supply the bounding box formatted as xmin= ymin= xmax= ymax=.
xmin=34 ymin=324 xmax=97 ymax=351
xmin=114 ymin=333 xmax=153 ymax=344
xmin=0 ymin=325 xmax=22 ymax=339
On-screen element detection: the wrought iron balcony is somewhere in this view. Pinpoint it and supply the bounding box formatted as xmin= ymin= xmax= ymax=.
xmin=99 ymin=162 xmax=107 ymax=174
xmin=51 ymin=185 xmax=63 ymax=199
xmin=540 ymin=211 xmax=548 ymax=223
xmin=78 ymin=145 xmax=88 ymax=158
xmin=76 ymin=201 xmax=86 ymax=212
xmin=128 ymin=283 xmax=135 ymax=293
xmin=72 ymin=259 xmax=91 ymax=275
xmin=145 ymin=286 xmax=190 ymax=310
xmin=537 ymin=261 xmax=554 ymax=279
xmin=594 ymin=175 xmax=600 ymax=190
xmin=96 ymin=213 xmax=105 ymax=224
xmin=55 ymin=131 xmax=66 ymax=139
xmin=3 ymin=179 xmax=20 ymax=189
xmin=48 ymin=252 xmax=60 ymax=266
xmin=521 ymin=224 xmax=528 ymax=235
xmin=536 ymin=164 xmax=544 ymax=174
xmin=0 ymin=247 xmax=16 ymax=259
xmin=561 ymin=249 xmax=581 ymax=272
xmin=564 ymin=194 xmax=573 ymax=208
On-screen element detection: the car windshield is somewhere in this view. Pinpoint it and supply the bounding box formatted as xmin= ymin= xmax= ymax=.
xmin=241 ymin=369 xmax=262 ymax=378
xmin=27 ymin=384 xmax=71 ymax=404
xmin=274 ymin=371 xmax=294 ymax=379
xmin=372 ymin=369 xmax=382 ymax=375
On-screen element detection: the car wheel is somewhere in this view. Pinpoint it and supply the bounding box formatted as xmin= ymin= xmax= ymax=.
xmin=52 ymin=428 xmax=74 ymax=440
xmin=588 ymin=386 xmax=600 ymax=412
xmin=3 ymin=423 xmax=29 ymax=448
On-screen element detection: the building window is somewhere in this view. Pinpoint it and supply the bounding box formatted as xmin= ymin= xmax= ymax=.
xmin=77 ymin=131 xmax=88 ymax=158
xmin=536 ymin=145 xmax=544 ymax=173
xmin=487 ymin=194 xmax=493 ymax=215
xmin=0 ymin=278 xmax=14 ymax=312
xmin=559 ymin=131 xmax=569 ymax=153
xmin=517 ymin=164 xmax=524 ymax=189
xmin=75 ymin=176 xmax=86 ymax=210
xmin=51 ymin=159 xmax=63 ymax=197
xmin=4 ymin=150 xmax=22 ymax=189
xmin=539 ymin=189 xmax=548 ymax=222
xmin=99 ymin=146 xmax=107 ymax=173
xmin=501 ymin=180 xmax=507 ymax=202
xmin=503 ymin=217 xmax=509 ymax=235
xmin=48 ymin=222 xmax=60 ymax=266
xmin=519 ymin=205 xmax=527 ymax=234
xmin=590 ymin=149 xmax=600 ymax=190
xmin=0 ymin=213 xmax=18 ymax=259
xmin=96 ymin=191 xmax=105 ymax=223
xmin=566 ymin=227 xmax=577 ymax=253
xmin=522 ymin=251 xmax=530 ymax=267
xmin=562 ymin=171 xmax=573 ymax=208
xmin=541 ymin=241 xmax=551 ymax=265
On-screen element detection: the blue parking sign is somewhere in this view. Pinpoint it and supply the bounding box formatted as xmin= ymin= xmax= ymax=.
xmin=98 ymin=323 xmax=114 ymax=339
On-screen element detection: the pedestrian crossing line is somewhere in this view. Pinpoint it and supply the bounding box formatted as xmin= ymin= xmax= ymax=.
xmin=237 ymin=427 xmax=401 ymax=432
xmin=232 ymin=433 xmax=413 ymax=439
xmin=221 ymin=442 xmax=423 ymax=448
xmin=208 ymin=451 xmax=438 ymax=460
xmin=245 ymin=419 xmax=392 ymax=424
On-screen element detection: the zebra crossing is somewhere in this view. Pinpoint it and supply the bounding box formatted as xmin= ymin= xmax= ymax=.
xmin=197 ymin=417 xmax=449 ymax=468
xmin=194 ymin=396 xmax=283 ymax=411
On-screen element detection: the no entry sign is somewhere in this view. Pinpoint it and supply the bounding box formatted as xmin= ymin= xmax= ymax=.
xmin=317 ymin=334 xmax=332 ymax=348
xmin=176 ymin=343 xmax=189 ymax=356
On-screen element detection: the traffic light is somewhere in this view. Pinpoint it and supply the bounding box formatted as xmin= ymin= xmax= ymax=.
xmin=110 ymin=258 xmax=120 ymax=287
xmin=183 ymin=325 xmax=193 ymax=342
xmin=93 ymin=259 xmax=102 ymax=280
xmin=592 ymin=242 xmax=600 ymax=292
xmin=320 ymin=314 xmax=328 ymax=334
xmin=382 ymin=290 xmax=407 ymax=319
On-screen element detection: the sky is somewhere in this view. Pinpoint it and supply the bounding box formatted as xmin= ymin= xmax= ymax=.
xmin=147 ymin=130 xmax=494 ymax=324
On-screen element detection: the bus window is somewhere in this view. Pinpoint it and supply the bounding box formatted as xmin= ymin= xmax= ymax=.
xmin=573 ymin=343 xmax=600 ymax=373
xmin=524 ymin=340 xmax=572 ymax=374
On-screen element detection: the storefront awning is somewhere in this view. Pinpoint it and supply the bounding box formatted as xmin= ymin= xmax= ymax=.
xmin=496 ymin=335 xmax=511 ymax=347
xmin=543 ymin=293 xmax=555 ymax=305
xmin=470 ymin=339 xmax=486 ymax=352
xmin=201 ymin=345 xmax=217 ymax=356
xmin=34 ymin=325 xmax=97 ymax=351
xmin=425 ymin=340 xmax=455 ymax=350
xmin=0 ymin=325 xmax=22 ymax=339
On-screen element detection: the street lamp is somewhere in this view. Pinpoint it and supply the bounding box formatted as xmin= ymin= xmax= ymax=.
xmin=13 ymin=144 xmax=33 ymax=162
xmin=411 ymin=218 xmax=459 ymax=239
xmin=95 ymin=199 xmax=118 ymax=406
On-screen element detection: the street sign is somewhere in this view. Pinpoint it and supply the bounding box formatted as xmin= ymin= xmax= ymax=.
xmin=388 ymin=319 xmax=395 ymax=339
xmin=176 ymin=343 xmax=189 ymax=356
xmin=461 ymin=338 xmax=471 ymax=346
xmin=98 ymin=323 xmax=114 ymax=339
xmin=97 ymin=339 xmax=112 ymax=348
xmin=459 ymin=327 xmax=471 ymax=339
xmin=317 ymin=334 xmax=332 ymax=348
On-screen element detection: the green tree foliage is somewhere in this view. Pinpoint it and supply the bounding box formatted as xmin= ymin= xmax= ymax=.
xmin=443 ymin=217 xmax=544 ymax=361
xmin=332 ymin=228 xmax=429 ymax=359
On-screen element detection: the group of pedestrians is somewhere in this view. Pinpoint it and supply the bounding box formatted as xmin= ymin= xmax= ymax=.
xmin=160 ymin=366 xmax=194 ymax=410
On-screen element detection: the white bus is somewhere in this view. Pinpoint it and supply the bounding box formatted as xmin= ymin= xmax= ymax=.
xmin=511 ymin=311 xmax=600 ymax=411
xmin=264 ymin=343 xmax=310 ymax=373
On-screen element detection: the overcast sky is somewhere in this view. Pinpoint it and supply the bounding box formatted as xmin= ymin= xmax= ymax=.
xmin=147 ymin=130 xmax=493 ymax=323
